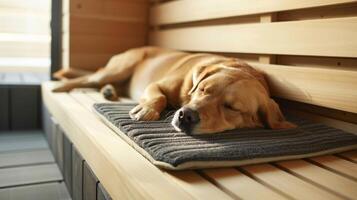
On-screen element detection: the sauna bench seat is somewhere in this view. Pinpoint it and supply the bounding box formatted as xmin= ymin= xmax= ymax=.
xmin=42 ymin=81 xmax=357 ymax=200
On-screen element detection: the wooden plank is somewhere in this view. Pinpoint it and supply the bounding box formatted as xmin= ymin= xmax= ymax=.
xmin=0 ymin=182 xmax=71 ymax=200
xmin=308 ymin=155 xmax=357 ymax=180
xmin=72 ymin=146 xmax=84 ymax=200
xmin=63 ymin=133 xmax=72 ymax=196
xmin=165 ymin=171 xmax=234 ymax=200
xmin=0 ymin=0 xmax=51 ymax=12
xmin=338 ymin=150 xmax=357 ymax=163
xmin=248 ymin=62 xmax=357 ymax=113
xmin=97 ymin=183 xmax=112 ymax=200
xmin=83 ymin=162 xmax=98 ymax=200
xmin=242 ymin=164 xmax=343 ymax=200
xmin=0 ymin=149 xmax=54 ymax=168
xmin=150 ymin=17 xmax=357 ymax=58
xmin=0 ymin=131 xmax=48 ymax=152
xmin=276 ymin=160 xmax=357 ymax=199
xmin=0 ymin=164 xmax=62 ymax=188
xmin=150 ymin=0 xmax=357 ymax=25
xmin=51 ymin=117 xmax=59 ymax=157
xmin=42 ymin=82 xmax=194 ymax=200
xmin=55 ymin=126 xmax=64 ymax=174
xmin=10 ymin=86 xmax=40 ymax=130
xmin=202 ymin=168 xmax=288 ymax=199
xmin=0 ymin=87 xmax=9 ymax=131
xmin=42 ymin=105 xmax=53 ymax=150
xmin=68 ymin=0 xmax=148 ymax=22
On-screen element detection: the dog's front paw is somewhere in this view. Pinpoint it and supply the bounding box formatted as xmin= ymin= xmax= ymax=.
xmin=100 ymin=84 xmax=119 ymax=101
xmin=129 ymin=104 xmax=160 ymax=121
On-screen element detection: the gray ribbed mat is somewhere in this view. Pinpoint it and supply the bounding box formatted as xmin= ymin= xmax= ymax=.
xmin=93 ymin=103 xmax=357 ymax=170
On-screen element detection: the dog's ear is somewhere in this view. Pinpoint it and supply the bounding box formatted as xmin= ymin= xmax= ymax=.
xmin=189 ymin=65 xmax=220 ymax=94
xmin=258 ymin=98 xmax=296 ymax=129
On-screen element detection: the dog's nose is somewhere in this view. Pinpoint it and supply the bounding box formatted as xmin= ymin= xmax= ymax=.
xmin=172 ymin=107 xmax=200 ymax=134
xmin=178 ymin=107 xmax=200 ymax=125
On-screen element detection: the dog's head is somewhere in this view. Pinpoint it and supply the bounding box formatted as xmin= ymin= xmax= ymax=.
xmin=172 ymin=60 xmax=296 ymax=134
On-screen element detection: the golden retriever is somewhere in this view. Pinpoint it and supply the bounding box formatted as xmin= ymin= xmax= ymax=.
xmin=53 ymin=46 xmax=296 ymax=134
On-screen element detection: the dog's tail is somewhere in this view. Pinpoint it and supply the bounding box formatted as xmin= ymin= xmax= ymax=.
xmin=53 ymin=68 xmax=97 ymax=80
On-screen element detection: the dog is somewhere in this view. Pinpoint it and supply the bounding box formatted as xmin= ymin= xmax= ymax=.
xmin=53 ymin=46 xmax=296 ymax=134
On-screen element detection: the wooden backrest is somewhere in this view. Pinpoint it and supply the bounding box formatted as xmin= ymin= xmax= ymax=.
xmin=149 ymin=0 xmax=357 ymax=116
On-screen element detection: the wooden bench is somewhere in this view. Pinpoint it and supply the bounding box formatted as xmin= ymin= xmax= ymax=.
xmin=42 ymin=82 xmax=357 ymax=200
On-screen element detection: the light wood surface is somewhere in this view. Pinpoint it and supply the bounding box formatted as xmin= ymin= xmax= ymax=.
xmin=43 ymin=84 xmax=357 ymax=200
xmin=150 ymin=17 xmax=357 ymax=58
xmin=150 ymin=0 xmax=357 ymax=25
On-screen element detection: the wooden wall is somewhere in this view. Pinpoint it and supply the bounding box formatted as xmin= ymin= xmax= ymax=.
xmin=149 ymin=0 xmax=357 ymax=132
xmin=62 ymin=0 xmax=149 ymax=71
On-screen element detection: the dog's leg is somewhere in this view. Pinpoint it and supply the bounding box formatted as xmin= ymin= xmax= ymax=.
xmin=52 ymin=47 xmax=154 ymax=92
xmin=129 ymin=83 xmax=167 ymax=121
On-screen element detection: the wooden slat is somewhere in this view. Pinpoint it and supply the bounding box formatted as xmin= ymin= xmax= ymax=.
xmin=165 ymin=171 xmax=234 ymax=200
xmin=55 ymin=126 xmax=64 ymax=173
xmin=0 ymin=149 xmax=54 ymax=168
xmin=42 ymin=82 xmax=194 ymax=200
xmin=150 ymin=17 xmax=357 ymax=58
xmin=309 ymin=155 xmax=357 ymax=180
xmin=150 ymin=0 xmax=357 ymax=25
xmin=72 ymin=146 xmax=84 ymax=200
xmin=63 ymin=134 xmax=72 ymax=196
xmin=276 ymin=160 xmax=357 ymax=199
xmin=338 ymin=150 xmax=357 ymax=163
xmin=68 ymin=0 xmax=148 ymax=22
xmin=242 ymin=164 xmax=343 ymax=200
xmin=83 ymin=162 xmax=98 ymax=200
xmin=0 ymin=131 xmax=48 ymax=152
xmin=202 ymin=168 xmax=288 ymax=200
xmin=0 ymin=182 xmax=70 ymax=200
xmin=0 ymin=164 xmax=62 ymax=188
xmin=248 ymin=62 xmax=357 ymax=113
xmin=0 ymin=87 xmax=9 ymax=130
xmin=0 ymin=0 xmax=51 ymax=12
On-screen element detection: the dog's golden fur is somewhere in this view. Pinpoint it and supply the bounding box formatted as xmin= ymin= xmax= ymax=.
xmin=53 ymin=46 xmax=295 ymax=134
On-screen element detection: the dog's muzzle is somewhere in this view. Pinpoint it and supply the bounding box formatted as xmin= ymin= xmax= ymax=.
xmin=171 ymin=107 xmax=200 ymax=134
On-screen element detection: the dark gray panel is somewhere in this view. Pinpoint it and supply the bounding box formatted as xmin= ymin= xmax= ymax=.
xmin=97 ymin=183 xmax=112 ymax=200
xmin=63 ymin=133 xmax=72 ymax=196
xmin=0 ymin=131 xmax=48 ymax=152
xmin=0 ymin=86 xmax=9 ymax=131
xmin=0 ymin=182 xmax=70 ymax=200
xmin=83 ymin=162 xmax=98 ymax=200
xmin=0 ymin=164 xmax=63 ymax=188
xmin=0 ymin=149 xmax=54 ymax=168
xmin=51 ymin=118 xmax=59 ymax=157
xmin=10 ymin=86 xmax=40 ymax=130
xmin=56 ymin=126 xmax=64 ymax=174
xmin=42 ymin=105 xmax=52 ymax=150
xmin=72 ymin=146 xmax=84 ymax=200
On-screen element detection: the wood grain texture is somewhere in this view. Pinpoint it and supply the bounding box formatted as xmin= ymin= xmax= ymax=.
xmin=203 ymin=168 xmax=288 ymax=200
xmin=338 ymin=150 xmax=357 ymax=163
xmin=150 ymin=17 xmax=357 ymax=58
xmin=248 ymin=62 xmax=357 ymax=113
xmin=276 ymin=160 xmax=357 ymax=199
xmin=150 ymin=0 xmax=357 ymax=25
xmin=309 ymin=155 xmax=357 ymax=180
xmin=0 ymin=164 xmax=63 ymax=188
xmin=242 ymin=164 xmax=342 ymax=200
xmin=0 ymin=182 xmax=70 ymax=200
xmin=0 ymin=149 xmax=54 ymax=168
xmin=42 ymin=82 xmax=194 ymax=200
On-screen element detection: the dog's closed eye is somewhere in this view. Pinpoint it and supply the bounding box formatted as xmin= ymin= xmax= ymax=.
xmin=223 ymin=103 xmax=240 ymax=112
